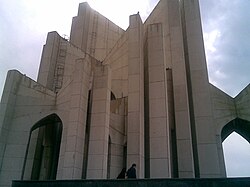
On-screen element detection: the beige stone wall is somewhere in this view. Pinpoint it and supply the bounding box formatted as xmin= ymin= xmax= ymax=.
xmin=70 ymin=2 xmax=124 ymax=61
xmin=103 ymin=32 xmax=128 ymax=99
xmin=210 ymin=83 xmax=250 ymax=178
xmin=0 ymin=70 xmax=56 ymax=186
xmin=143 ymin=0 xmax=230 ymax=178
xmin=0 ymin=55 xmax=95 ymax=186
xmin=109 ymin=97 xmax=127 ymax=178
xmin=210 ymin=84 xmax=236 ymax=135
xmin=37 ymin=32 xmax=66 ymax=90
xmin=210 ymin=84 xmax=236 ymax=177
xmin=36 ymin=30 xmax=95 ymax=179
xmin=56 ymin=57 xmax=92 ymax=179
xmin=144 ymin=0 xmax=196 ymax=177
xmin=235 ymin=84 xmax=250 ymax=121
xmin=181 ymin=0 xmax=221 ymax=177
xmin=127 ymin=14 xmax=145 ymax=178
xmin=87 ymin=63 xmax=111 ymax=178
xmin=146 ymin=23 xmax=171 ymax=178
xmin=38 ymin=31 xmax=88 ymax=93
xmin=61 ymin=42 xmax=89 ymax=89
xmin=144 ymin=0 xmax=172 ymax=69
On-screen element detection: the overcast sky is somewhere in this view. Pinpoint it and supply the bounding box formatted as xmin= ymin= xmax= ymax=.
xmin=0 ymin=0 xmax=250 ymax=177
xmin=199 ymin=0 xmax=250 ymax=177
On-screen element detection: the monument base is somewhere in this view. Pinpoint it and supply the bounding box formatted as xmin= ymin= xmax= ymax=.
xmin=12 ymin=178 xmax=250 ymax=187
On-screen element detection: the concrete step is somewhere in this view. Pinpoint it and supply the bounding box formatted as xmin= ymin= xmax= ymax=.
xmin=12 ymin=178 xmax=250 ymax=187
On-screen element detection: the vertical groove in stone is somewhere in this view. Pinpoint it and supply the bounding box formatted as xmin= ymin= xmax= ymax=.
xmin=143 ymin=35 xmax=150 ymax=178
xmin=82 ymin=90 xmax=92 ymax=179
xmin=166 ymin=69 xmax=179 ymax=178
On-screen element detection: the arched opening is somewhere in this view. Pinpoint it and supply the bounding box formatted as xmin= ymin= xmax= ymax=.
xmin=221 ymin=118 xmax=250 ymax=177
xmin=223 ymin=132 xmax=250 ymax=177
xmin=22 ymin=113 xmax=62 ymax=180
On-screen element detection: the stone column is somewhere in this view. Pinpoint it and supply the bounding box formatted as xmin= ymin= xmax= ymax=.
xmin=168 ymin=0 xmax=195 ymax=177
xmin=70 ymin=2 xmax=91 ymax=52
xmin=147 ymin=23 xmax=171 ymax=178
xmin=181 ymin=0 xmax=221 ymax=177
xmin=127 ymin=14 xmax=144 ymax=178
xmin=0 ymin=71 xmax=23 ymax=186
xmin=60 ymin=58 xmax=91 ymax=179
xmin=86 ymin=63 xmax=111 ymax=178
xmin=37 ymin=32 xmax=61 ymax=90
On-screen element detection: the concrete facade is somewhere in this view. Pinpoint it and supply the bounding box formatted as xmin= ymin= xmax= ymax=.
xmin=1 ymin=0 xmax=250 ymax=186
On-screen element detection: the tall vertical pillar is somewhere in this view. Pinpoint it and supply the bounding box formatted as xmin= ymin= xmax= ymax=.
xmin=147 ymin=23 xmax=171 ymax=178
xmin=70 ymin=2 xmax=91 ymax=52
xmin=37 ymin=32 xmax=61 ymax=90
xmin=127 ymin=14 xmax=144 ymax=178
xmin=181 ymin=0 xmax=221 ymax=177
xmin=168 ymin=0 xmax=195 ymax=177
xmin=60 ymin=58 xmax=91 ymax=179
xmin=0 ymin=71 xmax=21 ymax=186
xmin=87 ymin=63 xmax=111 ymax=178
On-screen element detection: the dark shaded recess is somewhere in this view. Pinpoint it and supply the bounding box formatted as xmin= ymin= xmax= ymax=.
xmin=143 ymin=36 xmax=150 ymax=178
xmin=22 ymin=113 xmax=62 ymax=180
xmin=111 ymin=92 xmax=116 ymax=100
xmin=82 ymin=90 xmax=92 ymax=179
xmin=221 ymin=118 xmax=250 ymax=143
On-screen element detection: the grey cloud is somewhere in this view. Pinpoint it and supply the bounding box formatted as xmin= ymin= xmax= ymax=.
xmin=200 ymin=0 xmax=250 ymax=178
xmin=200 ymin=0 xmax=250 ymax=97
xmin=0 ymin=1 xmax=43 ymax=95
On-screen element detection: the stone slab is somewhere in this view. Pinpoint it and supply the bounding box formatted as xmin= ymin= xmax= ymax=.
xmin=12 ymin=178 xmax=250 ymax=187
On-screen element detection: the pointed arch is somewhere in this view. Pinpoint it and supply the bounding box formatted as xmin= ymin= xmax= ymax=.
xmin=221 ymin=118 xmax=250 ymax=143
xmin=223 ymin=132 xmax=250 ymax=177
xmin=21 ymin=113 xmax=62 ymax=180
xmin=221 ymin=118 xmax=250 ymax=177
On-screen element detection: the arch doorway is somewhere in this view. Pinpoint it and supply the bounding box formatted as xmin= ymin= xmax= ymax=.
xmin=22 ymin=113 xmax=62 ymax=180
xmin=222 ymin=118 xmax=250 ymax=177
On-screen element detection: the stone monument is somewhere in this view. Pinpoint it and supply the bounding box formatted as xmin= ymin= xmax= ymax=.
xmin=1 ymin=0 xmax=250 ymax=186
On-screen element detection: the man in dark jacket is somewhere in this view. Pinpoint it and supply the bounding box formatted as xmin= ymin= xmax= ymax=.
xmin=126 ymin=163 xmax=136 ymax=178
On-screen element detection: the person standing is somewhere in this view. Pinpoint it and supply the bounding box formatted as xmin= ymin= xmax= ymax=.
xmin=126 ymin=163 xmax=136 ymax=178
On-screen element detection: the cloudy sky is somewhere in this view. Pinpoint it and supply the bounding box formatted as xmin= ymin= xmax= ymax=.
xmin=0 ymin=0 xmax=250 ymax=177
